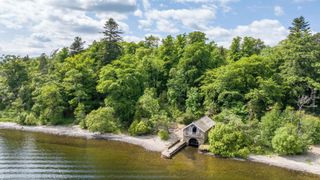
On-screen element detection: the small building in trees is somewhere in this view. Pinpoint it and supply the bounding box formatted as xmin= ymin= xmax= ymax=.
xmin=182 ymin=116 xmax=215 ymax=146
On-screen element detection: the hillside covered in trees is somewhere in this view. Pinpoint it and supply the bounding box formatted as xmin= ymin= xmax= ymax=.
xmin=1 ymin=17 xmax=320 ymax=157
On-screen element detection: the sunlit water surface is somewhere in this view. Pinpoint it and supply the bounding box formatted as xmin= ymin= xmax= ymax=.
xmin=0 ymin=129 xmax=318 ymax=179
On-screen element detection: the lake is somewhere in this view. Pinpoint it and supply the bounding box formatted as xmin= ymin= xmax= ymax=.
xmin=0 ymin=129 xmax=318 ymax=179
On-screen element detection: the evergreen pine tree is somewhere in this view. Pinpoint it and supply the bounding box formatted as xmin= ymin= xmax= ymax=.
xmin=102 ymin=18 xmax=123 ymax=64
xmin=69 ymin=37 xmax=85 ymax=56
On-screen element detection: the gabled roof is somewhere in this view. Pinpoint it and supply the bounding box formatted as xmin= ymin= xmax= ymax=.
xmin=184 ymin=116 xmax=215 ymax=132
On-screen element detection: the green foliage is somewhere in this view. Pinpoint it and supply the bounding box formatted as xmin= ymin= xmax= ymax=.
xmin=208 ymin=120 xmax=252 ymax=158
xmin=260 ymin=105 xmax=284 ymax=147
xmin=69 ymin=36 xmax=85 ymax=56
xmin=135 ymin=88 xmax=160 ymax=119
xmin=102 ymin=18 xmax=123 ymax=64
xmin=0 ymin=17 xmax=320 ymax=159
xmin=24 ymin=113 xmax=38 ymax=126
xmin=158 ymin=129 xmax=169 ymax=140
xmin=272 ymin=123 xmax=310 ymax=155
xmin=74 ymin=103 xmax=86 ymax=124
xmin=32 ymin=83 xmax=65 ymax=125
xmin=85 ymin=107 xmax=118 ymax=133
xmin=228 ymin=36 xmax=266 ymax=62
xmin=213 ymin=109 xmax=243 ymax=124
xmin=301 ymin=115 xmax=320 ymax=144
xmin=97 ymin=56 xmax=144 ymax=125
xmin=128 ymin=120 xmax=151 ymax=136
xmin=202 ymin=55 xmax=273 ymax=116
xmin=186 ymin=87 xmax=203 ymax=117
xmin=167 ymin=32 xmax=225 ymax=109
xmin=176 ymin=112 xmax=195 ymax=125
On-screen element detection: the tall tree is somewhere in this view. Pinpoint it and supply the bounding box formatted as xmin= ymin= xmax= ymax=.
xmin=280 ymin=17 xmax=319 ymax=106
xmin=38 ymin=53 xmax=48 ymax=74
xmin=102 ymin=18 xmax=123 ymax=64
xmin=144 ymin=35 xmax=160 ymax=48
xmin=228 ymin=36 xmax=242 ymax=62
xmin=289 ymin=16 xmax=310 ymax=35
xmin=228 ymin=36 xmax=265 ymax=62
xmin=69 ymin=37 xmax=85 ymax=56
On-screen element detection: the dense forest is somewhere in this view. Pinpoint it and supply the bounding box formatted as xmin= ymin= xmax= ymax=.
xmin=1 ymin=16 xmax=320 ymax=158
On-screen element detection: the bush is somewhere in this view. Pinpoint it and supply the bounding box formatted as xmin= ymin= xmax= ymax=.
xmin=24 ymin=113 xmax=38 ymax=125
xmin=17 ymin=112 xmax=27 ymax=125
xmin=260 ymin=105 xmax=284 ymax=147
xmin=75 ymin=103 xmax=86 ymax=124
xmin=213 ymin=109 xmax=243 ymax=123
xmin=16 ymin=112 xmax=39 ymax=125
xmin=158 ymin=129 xmax=169 ymax=140
xmin=177 ymin=112 xmax=194 ymax=125
xmin=85 ymin=107 xmax=118 ymax=133
xmin=128 ymin=120 xmax=151 ymax=136
xmin=302 ymin=115 xmax=320 ymax=144
xmin=272 ymin=123 xmax=310 ymax=155
xmin=208 ymin=120 xmax=252 ymax=158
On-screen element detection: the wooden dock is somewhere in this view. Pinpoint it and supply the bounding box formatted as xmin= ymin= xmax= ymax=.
xmin=161 ymin=140 xmax=187 ymax=159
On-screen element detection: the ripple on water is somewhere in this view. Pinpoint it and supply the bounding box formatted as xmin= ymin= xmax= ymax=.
xmin=0 ymin=129 xmax=319 ymax=180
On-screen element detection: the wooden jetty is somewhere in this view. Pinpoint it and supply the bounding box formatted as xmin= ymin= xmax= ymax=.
xmin=161 ymin=139 xmax=187 ymax=159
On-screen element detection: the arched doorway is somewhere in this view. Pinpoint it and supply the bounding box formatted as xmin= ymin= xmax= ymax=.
xmin=188 ymin=138 xmax=199 ymax=147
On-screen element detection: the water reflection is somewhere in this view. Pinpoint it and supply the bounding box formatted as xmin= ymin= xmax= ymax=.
xmin=0 ymin=129 xmax=319 ymax=180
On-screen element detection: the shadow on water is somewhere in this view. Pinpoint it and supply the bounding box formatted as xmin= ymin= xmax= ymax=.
xmin=0 ymin=129 xmax=319 ymax=180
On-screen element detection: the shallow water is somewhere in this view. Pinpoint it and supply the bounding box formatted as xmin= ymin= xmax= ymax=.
xmin=0 ymin=129 xmax=318 ymax=180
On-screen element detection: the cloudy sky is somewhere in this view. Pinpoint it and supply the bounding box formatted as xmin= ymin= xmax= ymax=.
xmin=0 ymin=0 xmax=319 ymax=56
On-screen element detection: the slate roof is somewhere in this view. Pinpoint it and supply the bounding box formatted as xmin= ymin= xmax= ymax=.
xmin=193 ymin=116 xmax=215 ymax=132
xmin=183 ymin=116 xmax=215 ymax=133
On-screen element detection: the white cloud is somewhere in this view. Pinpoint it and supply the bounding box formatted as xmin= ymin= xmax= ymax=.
xmin=205 ymin=19 xmax=289 ymax=47
xmin=47 ymin=0 xmax=137 ymax=12
xmin=140 ymin=6 xmax=216 ymax=33
xmin=174 ymin=0 xmax=239 ymax=12
xmin=274 ymin=6 xmax=284 ymax=16
xmin=123 ymin=35 xmax=142 ymax=42
xmin=0 ymin=0 xmax=136 ymax=56
xmin=134 ymin=9 xmax=143 ymax=17
xmin=142 ymin=0 xmax=151 ymax=10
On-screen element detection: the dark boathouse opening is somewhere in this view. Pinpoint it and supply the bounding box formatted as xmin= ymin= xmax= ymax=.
xmin=188 ymin=138 xmax=199 ymax=147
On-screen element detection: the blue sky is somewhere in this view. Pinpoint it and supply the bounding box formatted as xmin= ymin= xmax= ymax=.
xmin=0 ymin=0 xmax=319 ymax=56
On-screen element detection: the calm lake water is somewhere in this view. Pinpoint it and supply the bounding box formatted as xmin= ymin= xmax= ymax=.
xmin=0 ymin=129 xmax=318 ymax=180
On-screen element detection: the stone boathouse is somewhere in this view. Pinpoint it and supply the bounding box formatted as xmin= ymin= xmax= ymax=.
xmin=182 ymin=116 xmax=215 ymax=147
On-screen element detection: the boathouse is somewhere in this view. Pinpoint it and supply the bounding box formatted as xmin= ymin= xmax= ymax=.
xmin=182 ymin=116 xmax=215 ymax=147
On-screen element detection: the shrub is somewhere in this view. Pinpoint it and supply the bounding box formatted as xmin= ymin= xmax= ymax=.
xmin=24 ymin=113 xmax=38 ymax=125
xmin=260 ymin=105 xmax=283 ymax=147
xmin=213 ymin=109 xmax=243 ymax=123
xmin=208 ymin=120 xmax=252 ymax=158
xmin=134 ymin=88 xmax=160 ymax=120
xmin=150 ymin=111 xmax=170 ymax=130
xmin=17 ymin=112 xmax=27 ymax=125
xmin=272 ymin=123 xmax=310 ymax=155
xmin=75 ymin=103 xmax=86 ymax=124
xmin=85 ymin=107 xmax=118 ymax=133
xmin=302 ymin=115 xmax=320 ymax=144
xmin=177 ymin=112 xmax=194 ymax=125
xmin=128 ymin=120 xmax=151 ymax=136
xmin=158 ymin=129 xmax=169 ymax=140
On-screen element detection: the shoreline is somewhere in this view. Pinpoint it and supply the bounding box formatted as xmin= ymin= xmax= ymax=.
xmin=0 ymin=122 xmax=173 ymax=152
xmin=1 ymin=122 xmax=320 ymax=176
xmin=248 ymin=151 xmax=320 ymax=175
